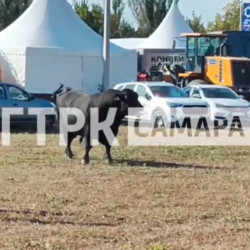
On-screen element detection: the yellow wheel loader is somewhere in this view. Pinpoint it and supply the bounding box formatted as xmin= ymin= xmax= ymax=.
xmin=179 ymin=31 xmax=250 ymax=100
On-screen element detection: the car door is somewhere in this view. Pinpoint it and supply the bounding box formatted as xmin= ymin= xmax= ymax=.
xmin=120 ymin=84 xmax=137 ymax=120
xmin=135 ymin=84 xmax=148 ymax=104
xmin=134 ymin=84 xmax=153 ymax=121
xmin=6 ymin=85 xmax=33 ymax=123
xmin=0 ymin=84 xmax=12 ymax=121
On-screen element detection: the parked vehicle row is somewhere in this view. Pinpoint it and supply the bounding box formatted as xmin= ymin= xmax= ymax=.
xmin=114 ymin=81 xmax=207 ymax=127
xmin=0 ymin=80 xmax=249 ymax=130
xmin=113 ymin=81 xmax=250 ymax=127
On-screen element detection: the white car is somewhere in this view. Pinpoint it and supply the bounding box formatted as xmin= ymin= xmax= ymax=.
xmin=183 ymin=84 xmax=250 ymax=121
xmin=114 ymin=82 xmax=208 ymax=127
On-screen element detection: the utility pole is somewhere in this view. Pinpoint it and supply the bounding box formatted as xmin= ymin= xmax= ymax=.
xmin=102 ymin=0 xmax=111 ymax=91
xmin=240 ymin=0 xmax=243 ymax=31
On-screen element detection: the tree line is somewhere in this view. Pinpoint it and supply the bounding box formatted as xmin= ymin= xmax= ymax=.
xmin=0 ymin=0 xmax=242 ymax=37
xmin=187 ymin=0 xmax=241 ymax=33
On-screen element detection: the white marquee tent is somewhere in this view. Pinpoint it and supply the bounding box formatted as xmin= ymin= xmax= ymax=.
xmin=111 ymin=38 xmax=146 ymax=50
xmin=111 ymin=1 xmax=193 ymax=51
xmin=139 ymin=0 xmax=193 ymax=49
xmin=0 ymin=0 xmax=137 ymax=94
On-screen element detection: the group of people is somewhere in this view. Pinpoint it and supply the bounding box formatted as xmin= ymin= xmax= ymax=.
xmin=137 ymin=61 xmax=185 ymax=85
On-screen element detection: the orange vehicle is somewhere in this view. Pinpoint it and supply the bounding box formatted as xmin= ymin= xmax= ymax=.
xmin=179 ymin=31 xmax=250 ymax=99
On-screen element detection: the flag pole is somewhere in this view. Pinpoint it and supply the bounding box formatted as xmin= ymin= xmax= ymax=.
xmin=102 ymin=0 xmax=111 ymax=91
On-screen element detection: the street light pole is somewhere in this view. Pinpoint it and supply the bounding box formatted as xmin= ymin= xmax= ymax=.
xmin=102 ymin=0 xmax=111 ymax=91
xmin=240 ymin=0 xmax=243 ymax=31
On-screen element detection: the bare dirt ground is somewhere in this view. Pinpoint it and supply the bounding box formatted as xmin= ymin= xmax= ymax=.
xmin=0 ymin=127 xmax=249 ymax=249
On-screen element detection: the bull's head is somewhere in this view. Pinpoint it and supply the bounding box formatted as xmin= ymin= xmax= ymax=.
xmin=117 ymin=89 xmax=143 ymax=108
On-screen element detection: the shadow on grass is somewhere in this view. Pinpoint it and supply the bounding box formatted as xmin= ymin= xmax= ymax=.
xmin=9 ymin=124 xmax=59 ymax=135
xmin=115 ymin=159 xmax=222 ymax=170
xmin=0 ymin=208 xmax=124 ymax=227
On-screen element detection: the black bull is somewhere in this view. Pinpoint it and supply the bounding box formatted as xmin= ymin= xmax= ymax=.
xmin=56 ymin=88 xmax=143 ymax=165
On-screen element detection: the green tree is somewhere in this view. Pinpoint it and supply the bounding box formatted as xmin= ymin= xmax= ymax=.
xmin=207 ymin=0 xmax=241 ymax=31
xmin=74 ymin=1 xmax=104 ymax=35
xmin=75 ymin=0 xmax=136 ymax=38
xmin=111 ymin=0 xmax=136 ymax=38
xmin=111 ymin=0 xmax=125 ymax=37
xmin=207 ymin=14 xmax=224 ymax=31
xmin=128 ymin=0 xmax=179 ymax=36
xmin=0 ymin=0 xmax=32 ymax=30
xmin=187 ymin=12 xmax=206 ymax=33
xmin=117 ymin=20 xmax=137 ymax=37
xmin=112 ymin=0 xmax=125 ymax=21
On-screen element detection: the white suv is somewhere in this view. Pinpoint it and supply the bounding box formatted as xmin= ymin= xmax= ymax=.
xmin=183 ymin=84 xmax=250 ymax=121
xmin=114 ymin=82 xmax=208 ymax=127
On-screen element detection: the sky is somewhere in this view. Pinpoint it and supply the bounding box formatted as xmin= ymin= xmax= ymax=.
xmin=76 ymin=0 xmax=233 ymax=27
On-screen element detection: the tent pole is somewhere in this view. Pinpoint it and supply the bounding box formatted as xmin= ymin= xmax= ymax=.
xmin=102 ymin=0 xmax=111 ymax=91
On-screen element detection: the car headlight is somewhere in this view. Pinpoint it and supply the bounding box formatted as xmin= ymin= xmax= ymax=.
xmin=167 ymin=102 xmax=183 ymax=108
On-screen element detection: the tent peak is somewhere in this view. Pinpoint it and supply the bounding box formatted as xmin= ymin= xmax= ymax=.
xmin=0 ymin=0 xmax=126 ymax=55
xmin=138 ymin=0 xmax=193 ymax=49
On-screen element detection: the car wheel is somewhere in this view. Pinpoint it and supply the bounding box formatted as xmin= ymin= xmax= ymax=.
xmin=151 ymin=110 xmax=167 ymax=128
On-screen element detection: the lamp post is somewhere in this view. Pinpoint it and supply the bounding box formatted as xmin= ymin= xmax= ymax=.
xmin=240 ymin=0 xmax=243 ymax=31
xmin=102 ymin=0 xmax=111 ymax=91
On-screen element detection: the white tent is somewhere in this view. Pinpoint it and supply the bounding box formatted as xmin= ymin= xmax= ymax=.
xmin=0 ymin=0 xmax=137 ymax=94
xmin=138 ymin=0 xmax=193 ymax=50
xmin=111 ymin=38 xmax=146 ymax=50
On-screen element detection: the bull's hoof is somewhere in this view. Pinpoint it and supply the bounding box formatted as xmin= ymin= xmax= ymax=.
xmin=66 ymin=154 xmax=74 ymax=160
xmin=108 ymin=158 xmax=114 ymax=165
xmin=65 ymin=149 xmax=74 ymax=160
xmin=81 ymin=158 xmax=90 ymax=165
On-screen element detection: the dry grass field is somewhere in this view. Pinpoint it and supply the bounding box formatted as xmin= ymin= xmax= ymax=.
xmin=0 ymin=127 xmax=249 ymax=249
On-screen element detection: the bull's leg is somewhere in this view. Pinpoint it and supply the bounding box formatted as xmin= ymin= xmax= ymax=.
xmin=65 ymin=132 xmax=76 ymax=159
xmin=81 ymin=125 xmax=92 ymax=165
xmin=105 ymin=145 xmax=113 ymax=164
xmin=82 ymin=143 xmax=92 ymax=165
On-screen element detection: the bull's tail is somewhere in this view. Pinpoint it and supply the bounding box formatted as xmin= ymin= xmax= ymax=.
xmin=54 ymin=84 xmax=64 ymax=94
xmin=54 ymin=83 xmax=72 ymax=95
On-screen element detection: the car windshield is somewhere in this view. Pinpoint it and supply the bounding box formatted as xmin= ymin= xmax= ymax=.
xmin=149 ymin=85 xmax=188 ymax=98
xmin=8 ymin=86 xmax=30 ymax=101
xmin=202 ymin=88 xmax=239 ymax=99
